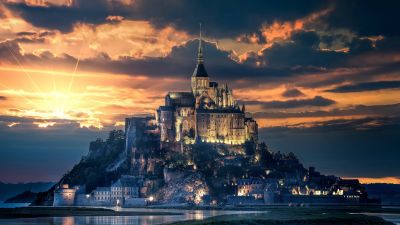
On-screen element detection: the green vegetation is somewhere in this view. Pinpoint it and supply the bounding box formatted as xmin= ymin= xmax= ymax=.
xmin=62 ymin=130 xmax=128 ymax=192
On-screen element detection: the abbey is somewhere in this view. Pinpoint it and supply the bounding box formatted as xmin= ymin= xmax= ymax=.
xmin=157 ymin=29 xmax=258 ymax=146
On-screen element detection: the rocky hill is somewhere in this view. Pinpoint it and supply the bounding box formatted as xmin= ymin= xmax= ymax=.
xmin=32 ymin=128 xmax=341 ymax=205
xmin=155 ymin=141 xmax=314 ymax=204
xmin=5 ymin=190 xmax=37 ymax=203
xmin=0 ymin=181 xmax=54 ymax=201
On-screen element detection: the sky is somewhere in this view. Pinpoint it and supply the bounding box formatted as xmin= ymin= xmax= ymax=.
xmin=0 ymin=0 xmax=399 ymax=183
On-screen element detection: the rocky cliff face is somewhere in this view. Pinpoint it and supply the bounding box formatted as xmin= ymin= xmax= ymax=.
xmin=156 ymin=169 xmax=208 ymax=204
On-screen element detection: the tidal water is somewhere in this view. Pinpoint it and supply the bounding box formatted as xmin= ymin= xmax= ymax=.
xmin=0 ymin=206 xmax=262 ymax=225
xmin=1 ymin=203 xmax=400 ymax=225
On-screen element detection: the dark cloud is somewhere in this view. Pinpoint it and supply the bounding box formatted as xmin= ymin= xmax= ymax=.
xmin=0 ymin=96 xmax=6 ymax=101
xmin=0 ymin=38 xmax=300 ymax=84
xmin=254 ymin=103 xmax=400 ymax=119
xmin=326 ymin=80 xmax=400 ymax=93
xmin=244 ymin=96 xmax=336 ymax=109
xmin=1 ymin=15 xmax=399 ymax=91
xmin=5 ymin=2 xmax=118 ymax=33
xmin=260 ymin=116 xmax=400 ymax=177
xmin=5 ymin=0 xmax=329 ymax=37
xmin=321 ymin=0 xmax=400 ymax=36
xmin=281 ymin=88 xmax=305 ymax=97
xmin=254 ymin=31 xmax=348 ymax=69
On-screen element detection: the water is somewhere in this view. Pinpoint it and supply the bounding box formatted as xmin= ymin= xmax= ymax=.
xmin=1 ymin=204 xmax=400 ymax=225
xmin=0 ymin=208 xmax=262 ymax=225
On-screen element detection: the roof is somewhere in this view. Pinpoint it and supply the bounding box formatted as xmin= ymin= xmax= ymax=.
xmin=238 ymin=178 xmax=264 ymax=185
xmin=159 ymin=105 xmax=174 ymax=111
xmin=209 ymin=81 xmax=218 ymax=88
xmin=192 ymin=62 xmax=208 ymax=77
xmin=95 ymin=187 xmax=111 ymax=192
xmin=167 ymin=92 xmax=194 ymax=99
xmin=112 ymin=176 xmax=142 ymax=187
xmin=196 ymin=108 xmax=243 ymax=114
xmin=166 ymin=92 xmax=195 ymax=107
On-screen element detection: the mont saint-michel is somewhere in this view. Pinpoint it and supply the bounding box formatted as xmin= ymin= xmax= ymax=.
xmin=2 ymin=1 xmax=400 ymax=225
xmin=24 ymin=31 xmax=378 ymax=209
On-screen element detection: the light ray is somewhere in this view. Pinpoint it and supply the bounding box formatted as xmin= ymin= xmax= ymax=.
xmin=62 ymin=32 xmax=87 ymax=114
xmin=5 ymin=44 xmax=43 ymax=94
xmin=0 ymin=83 xmax=41 ymax=108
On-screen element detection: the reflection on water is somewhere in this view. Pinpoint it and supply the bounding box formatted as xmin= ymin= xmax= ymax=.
xmin=0 ymin=209 xmax=262 ymax=225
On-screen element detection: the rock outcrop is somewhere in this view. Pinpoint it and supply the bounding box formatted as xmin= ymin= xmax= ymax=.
xmin=157 ymin=169 xmax=209 ymax=204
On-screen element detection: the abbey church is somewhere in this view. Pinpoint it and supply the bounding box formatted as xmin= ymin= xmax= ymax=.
xmin=156 ymin=29 xmax=258 ymax=146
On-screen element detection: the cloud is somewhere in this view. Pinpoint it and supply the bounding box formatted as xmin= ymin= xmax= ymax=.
xmin=281 ymin=88 xmax=305 ymax=97
xmin=252 ymin=31 xmax=348 ymax=69
xmin=5 ymin=0 xmax=329 ymax=37
xmin=244 ymin=96 xmax=336 ymax=109
xmin=0 ymin=96 xmax=6 ymax=101
xmin=326 ymin=80 xmax=400 ymax=93
xmin=5 ymin=1 xmax=115 ymax=32
xmin=320 ymin=1 xmax=400 ymax=37
xmin=254 ymin=103 xmax=400 ymax=119
xmin=260 ymin=116 xmax=400 ymax=177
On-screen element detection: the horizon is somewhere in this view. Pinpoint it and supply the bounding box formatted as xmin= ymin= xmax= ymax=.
xmin=0 ymin=0 xmax=399 ymax=184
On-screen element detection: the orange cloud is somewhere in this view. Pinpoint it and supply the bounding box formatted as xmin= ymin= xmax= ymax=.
xmin=5 ymin=0 xmax=73 ymax=7
xmin=345 ymin=177 xmax=400 ymax=184
xmin=261 ymin=8 xmax=332 ymax=44
xmin=16 ymin=20 xmax=190 ymax=60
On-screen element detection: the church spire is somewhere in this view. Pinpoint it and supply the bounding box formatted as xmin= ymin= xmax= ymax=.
xmin=197 ymin=23 xmax=203 ymax=63
xmin=192 ymin=23 xmax=208 ymax=77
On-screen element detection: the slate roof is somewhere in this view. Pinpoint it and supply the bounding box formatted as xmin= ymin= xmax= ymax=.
xmin=192 ymin=62 xmax=208 ymax=77
xmin=95 ymin=187 xmax=111 ymax=192
xmin=112 ymin=176 xmax=142 ymax=187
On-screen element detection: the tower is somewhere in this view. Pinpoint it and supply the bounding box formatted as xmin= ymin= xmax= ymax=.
xmin=191 ymin=23 xmax=209 ymax=96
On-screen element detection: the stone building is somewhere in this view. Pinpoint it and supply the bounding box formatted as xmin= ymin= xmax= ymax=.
xmin=53 ymin=184 xmax=85 ymax=206
xmin=157 ymin=28 xmax=258 ymax=147
xmin=93 ymin=187 xmax=111 ymax=202
xmin=110 ymin=175 xmax=143 ymax=206
xmin=237 ymin=178 xmax=265 ymax=199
